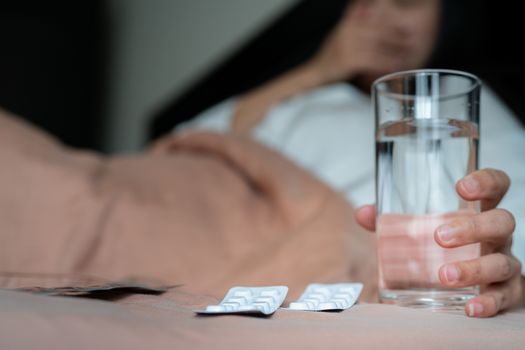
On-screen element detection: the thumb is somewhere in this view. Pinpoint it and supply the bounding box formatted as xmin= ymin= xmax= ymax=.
xmin=355 ymin=205 xmax=376 ymax=231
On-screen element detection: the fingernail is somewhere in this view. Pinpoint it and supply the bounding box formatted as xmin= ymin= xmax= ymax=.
xmin=467 ymin=303 xmax=484 ymax=317
xmin=461 ymin=176 xmax=480 ymax=194
xmin=437 ymin=225 xmax=456 ymax=242
xmin=444 ymin=264 xmax=460 ymax=283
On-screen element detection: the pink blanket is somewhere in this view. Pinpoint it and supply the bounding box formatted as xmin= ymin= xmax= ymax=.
xmin=0 ymin=109 xmax=376 ymax=299
xmin=1 ymin=288 xmax=524 ymax=349
xmin=1 ymin=109 xmax=524 ymax=348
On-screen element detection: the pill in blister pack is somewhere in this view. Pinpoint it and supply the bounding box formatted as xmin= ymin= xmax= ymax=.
xmin=288 ymin=283 xmax=363 ymax=311
xmin=195 ymin=286 xmax=288 ymax=315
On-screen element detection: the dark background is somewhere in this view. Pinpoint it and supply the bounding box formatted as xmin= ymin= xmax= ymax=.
xmin=0 ymin=0 xmax=106 ymax=150
xmin=0 ymin=0 xmax=523 ymax=151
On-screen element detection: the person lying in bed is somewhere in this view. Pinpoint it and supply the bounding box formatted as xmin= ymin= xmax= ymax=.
xmin=174 ymin=0 xmax=525 ymax=317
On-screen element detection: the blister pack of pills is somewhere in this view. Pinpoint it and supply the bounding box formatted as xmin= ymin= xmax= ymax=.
xmin=195 ymin=286 xmax=288 ymax=315
xmin=288 ymin=283 xmax=363 ymax=311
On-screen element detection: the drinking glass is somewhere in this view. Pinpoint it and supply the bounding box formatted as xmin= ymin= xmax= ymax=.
xmin=373 ymin=69 xmax=481 ymax=309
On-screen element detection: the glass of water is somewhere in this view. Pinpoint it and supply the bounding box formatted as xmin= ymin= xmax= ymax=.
xmin=373 ymin=69 xmax=481 ymax=309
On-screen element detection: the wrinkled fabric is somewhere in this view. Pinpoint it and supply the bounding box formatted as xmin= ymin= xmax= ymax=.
xmin=1 ymin=288 xmax=525 ymax=350
xmin=0 ymin=109 xmax=376 ymax=300
xmin=1 ymin=110 xmax=524 ymax=349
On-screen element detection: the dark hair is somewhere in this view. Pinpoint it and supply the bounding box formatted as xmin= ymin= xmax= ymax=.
xmin=427 ymin=0 xmax=482 ymax=70
xmin=429 ymin=0 xmax=525 ymax=123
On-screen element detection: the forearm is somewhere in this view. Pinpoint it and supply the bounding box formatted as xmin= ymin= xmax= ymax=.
xmin=231 ymin=62 xmax=330 ymax=132
xmin=250 ymin=62 xmax=326 ymax=105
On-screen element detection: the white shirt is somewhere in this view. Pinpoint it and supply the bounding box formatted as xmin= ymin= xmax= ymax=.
xmin=175 ymin=83 xmax=525 ymax=274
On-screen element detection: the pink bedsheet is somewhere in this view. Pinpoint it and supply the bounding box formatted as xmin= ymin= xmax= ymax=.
xmin=1 ymin=288 xmax=524 ymax=349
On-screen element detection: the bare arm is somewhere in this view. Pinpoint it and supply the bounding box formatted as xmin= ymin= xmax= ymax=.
xmin=231 ymin=2 xmax=409 ymax=133
xmin=231 ymin=62 xmax=326 ymax=133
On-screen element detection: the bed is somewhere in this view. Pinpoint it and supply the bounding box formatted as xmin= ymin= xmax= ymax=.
xmin=1 ymin=0 xmax=525 ymax=347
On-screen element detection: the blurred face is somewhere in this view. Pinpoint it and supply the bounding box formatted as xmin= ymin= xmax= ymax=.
xmin=352 ymin=0 xmax=441 ymax=82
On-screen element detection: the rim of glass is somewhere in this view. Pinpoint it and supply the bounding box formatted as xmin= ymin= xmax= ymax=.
xmin=372 ymin=69 xmax=481 ymax=101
